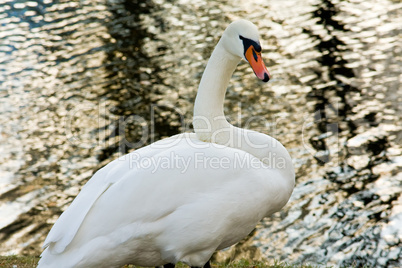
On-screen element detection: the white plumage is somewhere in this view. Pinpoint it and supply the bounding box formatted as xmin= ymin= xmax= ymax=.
xmin=38 ymin=19 xmax=295 ymax=268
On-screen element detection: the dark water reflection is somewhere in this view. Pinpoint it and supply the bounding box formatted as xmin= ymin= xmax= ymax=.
xmin=0 ymin=0 xmax=401 ymax=267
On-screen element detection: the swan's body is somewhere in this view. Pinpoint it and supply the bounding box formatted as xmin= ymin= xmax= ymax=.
xmin=38 ymin=20 xmax=295 ymax=268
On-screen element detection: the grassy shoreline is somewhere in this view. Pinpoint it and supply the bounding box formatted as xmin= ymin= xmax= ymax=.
xmin=0 ymin=256 xmax=325 ymax=268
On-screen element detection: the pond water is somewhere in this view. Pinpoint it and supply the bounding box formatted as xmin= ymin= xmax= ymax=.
xmin=0 ymin=0 xmax=401 ymax=267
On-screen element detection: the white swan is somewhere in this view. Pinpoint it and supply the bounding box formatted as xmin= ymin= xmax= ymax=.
xmin=38 ymin=19 xmax=295 ymax=268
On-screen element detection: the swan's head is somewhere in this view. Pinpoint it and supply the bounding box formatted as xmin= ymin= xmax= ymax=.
xmin=221 ymin=19 xmax=270 ymax=82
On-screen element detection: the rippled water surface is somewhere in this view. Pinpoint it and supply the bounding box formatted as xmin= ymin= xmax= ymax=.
xmin=0 ymin=0 xmax=401 ymax=266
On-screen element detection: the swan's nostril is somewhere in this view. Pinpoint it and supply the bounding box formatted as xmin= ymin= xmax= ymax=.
xmin=252 ymin=49 xmax=258 ymax=62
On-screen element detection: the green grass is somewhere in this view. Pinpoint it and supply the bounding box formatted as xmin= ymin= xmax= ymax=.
xmin=0 ymin=256 xmax=326 ymax=268
xmin=0 ymin=255 xmax=40 ymax=268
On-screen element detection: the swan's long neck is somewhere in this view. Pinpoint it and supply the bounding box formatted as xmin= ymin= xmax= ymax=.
xmin=193 ymin=40 xmax=241 ymax=142
xmin=192 ymin=36 xmax=295 ymax=190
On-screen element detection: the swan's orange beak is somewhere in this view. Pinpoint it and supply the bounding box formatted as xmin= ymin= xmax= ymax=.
xmin=245 ymin=46 xmax=270 ymax=82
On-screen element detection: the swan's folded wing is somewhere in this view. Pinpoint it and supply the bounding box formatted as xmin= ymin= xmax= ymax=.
xmin=42 ymin=159 xmax=123 ymax=254
xmin=41 ymin=134 xmax=194 ymax=255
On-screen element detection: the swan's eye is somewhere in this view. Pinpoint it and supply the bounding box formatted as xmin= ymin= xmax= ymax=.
xmin=239 ymin=35 xmax=262 ymax=55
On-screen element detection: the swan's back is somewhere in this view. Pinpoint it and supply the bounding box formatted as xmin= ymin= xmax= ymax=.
xmin=39 ymin=133 xmax=293 ymax=268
